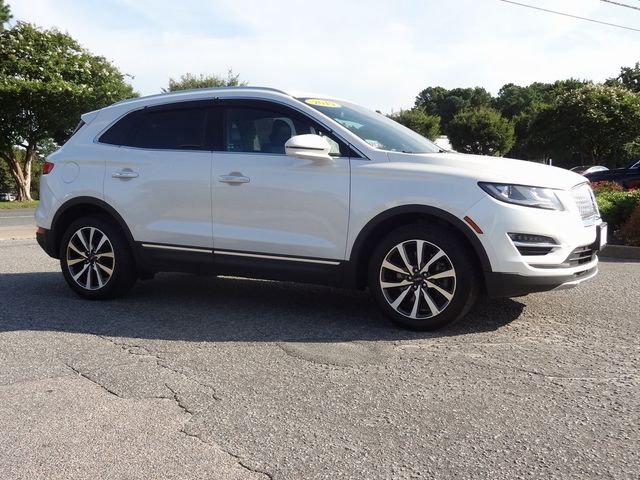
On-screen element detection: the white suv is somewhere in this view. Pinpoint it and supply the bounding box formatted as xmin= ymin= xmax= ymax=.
xmin=35 ymin=87 xmax=606 ymax=330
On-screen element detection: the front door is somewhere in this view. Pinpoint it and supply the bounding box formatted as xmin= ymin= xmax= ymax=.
xmin=211 ymin=101 xmax=351 ymax=262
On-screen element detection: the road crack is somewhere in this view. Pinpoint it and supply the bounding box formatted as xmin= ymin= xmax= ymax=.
xmin=64 ymin=362 xmax=122 ymax=398
xmin=87 ymin=335 xmax=271 ymax=478
xmin=97 ymin=334 xmax=222 ymax=400
xmin=164 ymin=384 xmax=273 ymax=480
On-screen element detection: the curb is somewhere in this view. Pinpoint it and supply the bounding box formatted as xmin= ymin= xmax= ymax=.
xmin=600 ymin=244 xmax=640 ymax=260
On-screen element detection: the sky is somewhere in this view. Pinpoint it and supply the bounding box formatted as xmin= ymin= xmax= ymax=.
xmin=9 ymin=0 xmax=640 ymax=113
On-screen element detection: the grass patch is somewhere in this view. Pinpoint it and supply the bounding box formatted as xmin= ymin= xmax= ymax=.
xmin=0 ymin=200 xmax=39 ymax=209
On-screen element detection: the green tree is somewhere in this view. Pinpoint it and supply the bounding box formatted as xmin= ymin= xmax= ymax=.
xmin=495 ymin=83 xmax=538 ymax=120
xmin=414 ymin=86 xmax=493 ymax=133
xmin=496 ymin=79 xmax=588 ymax=160
xmin=607 ymin=62 xmax=640 ymax=93
xmin=0 ymin=0 xmax=11 ymax=30
xmin=0 ymin=154 xmax=14 ymax=192
xmin=164 ymin=70 xmax=247 ymax=92
xmin=0 ymin=22 xmax=135 ymax=200
xmin=388 ymin=108 xmax=440 ymax=140
xmin=447 ymin=107 xmax=515 ymax=156
xmin=413 ymin=86 xmax=448 ymax=117
xmin=529 ymin=84 xmax=640 ymax=167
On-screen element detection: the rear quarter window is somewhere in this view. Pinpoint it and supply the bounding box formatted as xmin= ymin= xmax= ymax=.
xmin=99 ymin=112 xmax=142 ymax=146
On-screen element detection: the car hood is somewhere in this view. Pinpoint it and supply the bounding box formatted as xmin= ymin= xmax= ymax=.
xmin=385 ymin=151 xmax=587 ymax=190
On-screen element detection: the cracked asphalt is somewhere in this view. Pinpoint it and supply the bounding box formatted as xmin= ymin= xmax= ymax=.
xmin=0 ymin=238 xmax=638 ymax=479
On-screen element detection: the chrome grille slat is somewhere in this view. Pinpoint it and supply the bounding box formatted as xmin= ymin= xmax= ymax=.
xmin=565 ymin=246 xmax=596 ymax=266
xmin=571 ymin=184 xmax=599 ymax=223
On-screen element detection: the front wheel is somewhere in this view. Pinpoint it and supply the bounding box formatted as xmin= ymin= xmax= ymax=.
xmin=59 ymin=216 xmax=136 ymax=299
xmin=369 ymin=224 xmax=479 ymax=330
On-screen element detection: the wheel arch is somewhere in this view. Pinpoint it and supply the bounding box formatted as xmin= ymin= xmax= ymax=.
xmin=49 ymin=196 xmax=135 ymax=260
xmin=344 ymin=205 xmax=492 ymax=289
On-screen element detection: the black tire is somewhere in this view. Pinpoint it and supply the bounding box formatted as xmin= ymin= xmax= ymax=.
xmin=368 ymin=224 xmax=479 ymax=330
xmin=59 ymin=215 xmax=137 ymax=300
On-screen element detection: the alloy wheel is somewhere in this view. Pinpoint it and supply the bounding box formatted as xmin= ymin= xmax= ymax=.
xmin=379 ymin=239 xmax=456 ymax=319
xmin=66 ymin=227 xmax=115 ymax=290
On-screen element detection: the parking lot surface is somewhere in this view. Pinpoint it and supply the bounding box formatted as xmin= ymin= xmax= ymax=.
xmin=0 ymin=238 xmax=638 ymax=479
xmin=0 ymin=209 xmax=35 ymax=240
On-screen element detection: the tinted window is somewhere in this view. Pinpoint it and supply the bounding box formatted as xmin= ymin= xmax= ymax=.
xmin=224 ymin=106 xmax=348 ymax=157
xmin=100 ymin=105 xmax=208 ymax=150
xmin=99 ymin=112 xmax=141 ymax=146
xmin=132 ymin=108 xmax=206 ymax=150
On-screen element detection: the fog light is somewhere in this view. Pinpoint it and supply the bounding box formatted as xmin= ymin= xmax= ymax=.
xmin=508 ymin=233 xmax=556 ymax=245
xmin=508 ymin=233 xmax=558 ymax=256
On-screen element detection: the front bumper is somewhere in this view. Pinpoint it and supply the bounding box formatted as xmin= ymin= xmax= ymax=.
xmin=485 ymin=265 xmax=598 ymax=297
xmin=464 ymin=193 xmax=606 ymax=297
xmin=482 ymin=221 xmax=605 ymax=297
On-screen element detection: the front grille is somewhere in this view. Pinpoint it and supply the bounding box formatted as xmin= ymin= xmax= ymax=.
xmin=571 ymin=184 xmax=599 ymax=223
xmin=565 ymin=246 xmax=595 ymax=266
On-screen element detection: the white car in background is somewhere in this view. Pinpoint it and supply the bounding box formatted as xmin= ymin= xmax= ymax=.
xmin=35 ymin=87 xmax=605 ymax=330
xmin=0 ymin=192 xmax=17 ymax=201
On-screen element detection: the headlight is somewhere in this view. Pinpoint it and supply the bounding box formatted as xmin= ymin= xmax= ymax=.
xmin=478 ymin=182 xmax=564 ymax=211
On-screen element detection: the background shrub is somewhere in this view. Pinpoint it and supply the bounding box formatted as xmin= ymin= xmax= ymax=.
xmin=591 ymin=181 xmax=623 ymax=194
xmin=596 ymin=190 xmax=640 ymax=228
xmin=621 ymin=205 xmax=640 ymax=246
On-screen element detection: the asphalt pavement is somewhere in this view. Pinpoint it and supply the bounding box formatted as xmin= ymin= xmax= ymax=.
xmin=0 ymin=208 xmax=36 ymax=240
xmin=0 ymin=236 xmax=638 ymax=480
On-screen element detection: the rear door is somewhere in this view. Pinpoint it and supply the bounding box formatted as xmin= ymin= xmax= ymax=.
xmin=102 ymin=101 xmax=215 ymax=252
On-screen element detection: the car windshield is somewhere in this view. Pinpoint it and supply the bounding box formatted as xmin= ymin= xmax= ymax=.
xmin=298 ymin=97 xmax=442 ymax=154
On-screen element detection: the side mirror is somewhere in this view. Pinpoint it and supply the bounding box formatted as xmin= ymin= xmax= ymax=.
xmin=285 ymin=134 xmax=333 ymax=162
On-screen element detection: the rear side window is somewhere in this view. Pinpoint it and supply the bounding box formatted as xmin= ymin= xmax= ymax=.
xmin=99 ymin=104 xmax=209 ymax=150
xmin=132 ymin=108 xmax=206 ymax=150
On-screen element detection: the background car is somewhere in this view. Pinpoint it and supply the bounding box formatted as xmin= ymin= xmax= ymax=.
xmin=570 ymin=165 xmax=608 ymax=175
xmin=582 ymin=166 xmax=609 ymax=175
xmin=584 ymin=159 xmax=640 ymax=189
xmin=570 ymin=165 xmax=591 ymax=174
xmin=0 ymin=192 xmax=17 ymax=201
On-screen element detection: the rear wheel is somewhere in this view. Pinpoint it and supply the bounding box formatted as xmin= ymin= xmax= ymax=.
xmin=59 ymin=216 xmax=136 ymax=299
xmin=369 ymin=224 xmax=479 ymax=330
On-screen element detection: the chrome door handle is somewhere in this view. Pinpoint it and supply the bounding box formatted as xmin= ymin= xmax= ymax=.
xmin=112 ymin=170 xmax=139 ymax=179
xmin=218 ymin=174 xmax=250 ymax=184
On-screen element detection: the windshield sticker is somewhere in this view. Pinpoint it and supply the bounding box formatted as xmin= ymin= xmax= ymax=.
xmin=305 ymin=98 xmax=342 ymax=108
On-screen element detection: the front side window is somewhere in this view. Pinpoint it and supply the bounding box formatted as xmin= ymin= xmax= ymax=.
xmin=225 ymin=107 xmax=310 ymax=154
xmin=298 ymin=97 xmax=442 ymax=154
xmin=224 ymin=106 xmax=345 ymax=156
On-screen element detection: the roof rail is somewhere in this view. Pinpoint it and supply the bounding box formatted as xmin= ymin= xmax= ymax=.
xmin=112 ymin=86 xmax=290 ymax=106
